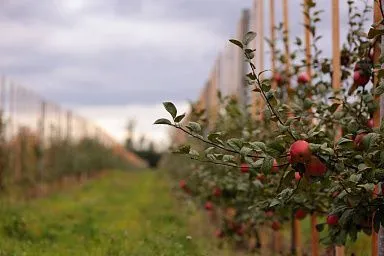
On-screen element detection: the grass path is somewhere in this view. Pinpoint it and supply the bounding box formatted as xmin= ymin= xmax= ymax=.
xmin=0 ymin=170 xmax=225 ymax=256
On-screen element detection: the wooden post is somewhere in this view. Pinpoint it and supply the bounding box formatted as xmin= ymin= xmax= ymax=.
xmin=373 ymin=1 xmax=383 ymax=255
xmin=270 ymin=0 xmax=277 ymax=90
xmin=282 ymin=0 xmax=291 ymax=91
xmin=331 ymin=1 xmax=344 ymax=255
xmin=257 ymin=0 xmax=265 ymax=119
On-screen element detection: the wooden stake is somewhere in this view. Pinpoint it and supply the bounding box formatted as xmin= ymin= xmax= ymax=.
xmin=282 ymin=0 xmax=291 ymax=90
xmin=270 ymin=0 xmax=277 ymax=89
xmin=372 ymin=1 xmax=382 ymax=255
xmin=258 ymin=0 xmax=265 ymax=119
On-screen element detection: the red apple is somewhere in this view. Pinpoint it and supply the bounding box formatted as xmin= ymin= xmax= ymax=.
xmin=271 ymin=221 xmax=281 ymax=231
xmin=240 ymin=163 xmax=250 ymax=173
xmin=367 ymin=118 xmax=374 ymax=128
xmin=236 ymin=226 xmax=245 ymax=236
xmin=215 ymin=229 xmax=224 ymax=238
xmin=354 ymin=132 xmax=367 ymax=150
xmin=327 ymin=215 xmax=339 ymax=226
xmin=179 ymin=180 xmax=187 ymax=189
xmin=213 ymin=187 xmax=222 ymax=197
xmin=295 ymin=209 xmax=307 ymax=220
xmin=305 ymin=156 xmax=327 ymax=176
xmin=353 ymin=71 xmax=370 ymax=86
xmin=294 ymin=172 xmax=302 ymax=181
xmin=271 ymin=159 xmax=279 ymax=173
xmin=289 ymin=140 xmax=311 ymax=163
xmin=265 ymin=210 xmax=274 ymax=218
xmin=274 ymin=73 xmax=283 ymax=85
xmin=297 ymin=73 xmax=310 ymax=84
xmin=205 ymin=201 xmax=213 ymax=211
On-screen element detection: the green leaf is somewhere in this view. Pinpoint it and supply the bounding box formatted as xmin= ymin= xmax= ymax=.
xmin=207 ymin=132 xmax=222 ymax=142
xmin=174 ymin=113 xmax=186 ymax=123
xmin=349 ymin=173 xmax=362 ymax=183
xmin=163 ymin=102 xmax=177 ymax=119
xmin=374 ymin=81 xmax=384 ymax=95
xmin=186 ymin=122 xmax=201 ymax=133
xmin=249 ymin=141 xmax=266 ymax=152
xmin=367 ymin=27 xmax=384 ymax=39
xmin=223 ymin=155 xmax=235 ymax=163
xmin=189 ymin=149 xmax=199 ymax=157
xmin=240 ymin=146 xmax=253 ymax=157
xmin=154 ymin=118 xmax=172 ymax=125
xmin=329 ymin=103 xmax=340 ymax=114
xmin=227 ymin=138 xmax=243 ymax=151
xmin=243 ymin=31 xmax=257 ymax=45
xmin=261 ymin=156 xmax=274 ymax=174
xmin=229 ymin=39 xmax=243 ymax=49
xmin=175 ymin=144 xmax=191 ymax=154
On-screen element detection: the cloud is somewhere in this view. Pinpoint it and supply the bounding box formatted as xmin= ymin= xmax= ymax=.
xmin=74 ymin=101 xmax=190 ymax=150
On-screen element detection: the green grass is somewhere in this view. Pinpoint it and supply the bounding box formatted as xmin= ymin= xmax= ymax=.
xmin=0 ymin=170 xmax=226 ymax=256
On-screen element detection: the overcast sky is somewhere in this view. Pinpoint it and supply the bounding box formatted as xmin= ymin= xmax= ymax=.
xmin=0 ymin=0 xmax=371 ymax=149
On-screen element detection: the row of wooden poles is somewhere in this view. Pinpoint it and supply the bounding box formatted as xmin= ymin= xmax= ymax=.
xmin=260 ymin=0 xmax=383 ymax=255
xmin=0 ymin=78 xmax=117 ymax=148
xmin=182 ymin=0 xmax=384 ymax=255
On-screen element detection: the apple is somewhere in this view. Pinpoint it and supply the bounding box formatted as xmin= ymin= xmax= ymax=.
xmin=240 ymin=163 xmax=250 ymax=173
xmin=297 ymin=73 xmax=310 ymax=84
xmin=294 ymin=209 xmax=307 ymax=220
xmin=271 ymin=159 xmax=279 ymax=173
xmin=305 ymin=156 xmax=327 ymax=176
xmin=271 ymin=221 xmax=281 ymax=231
xmin=354 ymin=132 xmax=367 ymax=150
xmin=215 ymin=229 xmax=224 ymax=238
xmin=236 ymin=226 xmax=245 ymax=236
xmin=367 ymin=118 xmax=374 ymax=128
xmin=353 ymin=71 xmax=370 ymax=86
xmin=179 ymin=180 xmax=187 ymax=189
xmin=205 ymin=201 xmax=213 ymax=211
xmin=265 ymin=210 xmax=274 ymax=218
xmin=327 ymin=215 xmax=339 ymax=226
xmin=213 ymin=187 xmax=222 ymax=197
xmin=274 ymin=73 xmax=283 ymax=85
xmin=289 ymin=140 xmax=311 ymax=163
xmin=294 ymin=172 xmax=302 ymax=181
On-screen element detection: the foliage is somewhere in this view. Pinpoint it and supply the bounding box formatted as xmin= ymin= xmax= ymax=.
xmin=157 ymin=0 xmax=384 ymax=248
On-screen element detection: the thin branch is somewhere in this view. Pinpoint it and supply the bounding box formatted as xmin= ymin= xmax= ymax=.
xmin=248 ymin=61 xmax=297 ymax=141
xmin=175 ymin=125 xmax=265 ymax=159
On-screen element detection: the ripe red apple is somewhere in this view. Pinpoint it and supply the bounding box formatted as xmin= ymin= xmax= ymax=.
xmin=305 ymin=156 xmax=327 ymax=176
xmin=289 ymin=140 xmax=311 ymax=163
xmin=367 ymin=118 xmax=374 ymax=128
xmin=240 ymin=163 xmax=250 ymax=173
xmin=353 ymin=71 xmax=370 ymax=86
xmin=271 ymin=221 xmax=281 ymax=231
xmin=213 ymin=187 xmax=222 ymax=197
xmin=327 ymin=215 xmax=339 ymax=226
xmin=265 ymin=210 xmax=274 ymax=218
xmin=297 ymin=73 xmax=310 ymax=84
xmin=354 ymin=132 xmax=367 ymax=150
xmin=215 ymin=229 xmax=224 ymax=238
xmin=274 ymin=73 xmax=283 ymax=85
xmin=295 ymin=209 xmax=307 ymax=220
xmin=205 ymin=201 xmax=213 ymax=211
xmin=271 ymin=159 xmax=279 ymax=173
xmin=294 ymin=172 xmax=302 ymax=181
xmin=179 ymin=180 xmax=187 ymax=189
xmin=236 ymin=226 xmax=245 ymax=236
